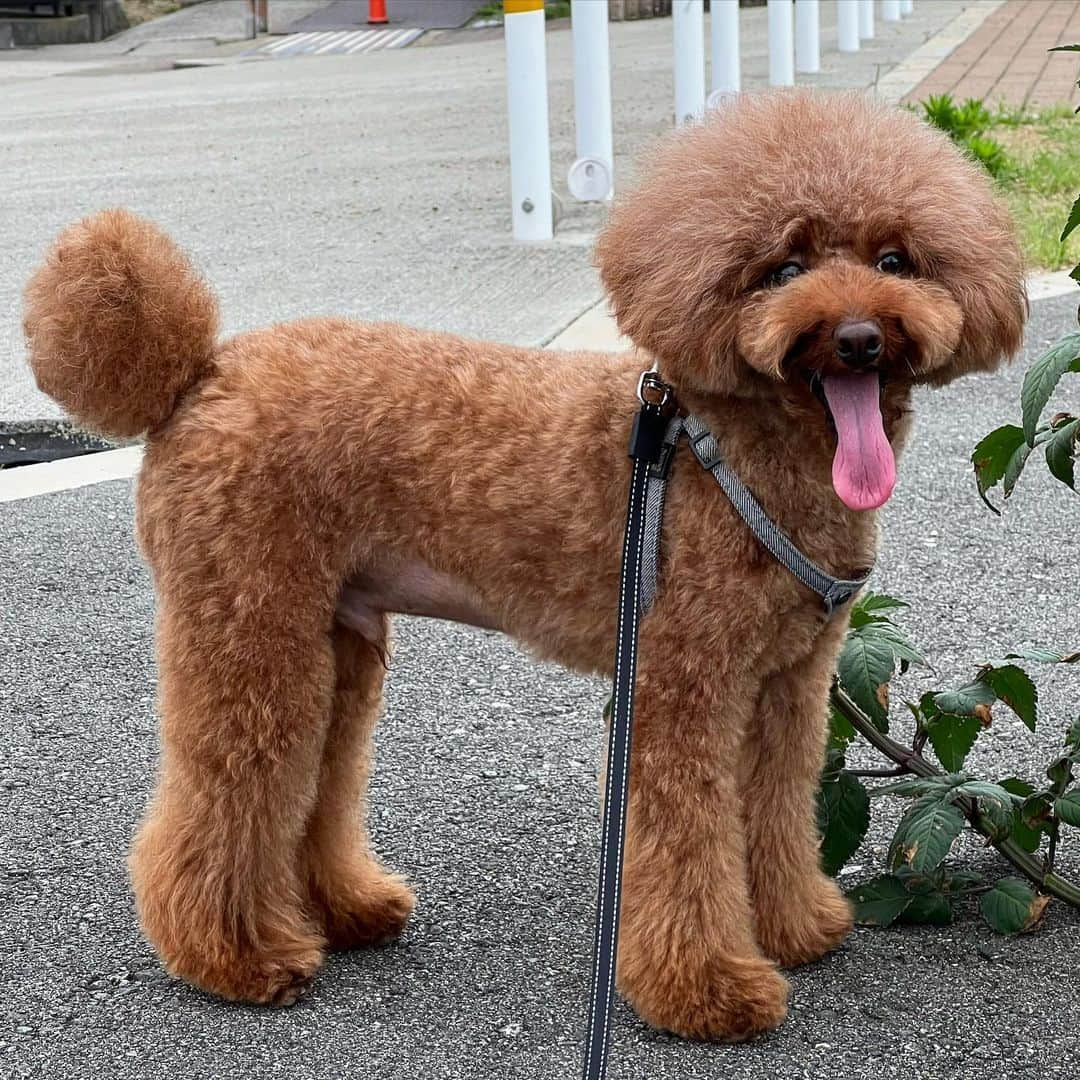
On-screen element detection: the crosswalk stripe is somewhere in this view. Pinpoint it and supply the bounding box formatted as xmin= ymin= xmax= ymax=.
xmin=251 ymin=27 xmax=423 ymax=59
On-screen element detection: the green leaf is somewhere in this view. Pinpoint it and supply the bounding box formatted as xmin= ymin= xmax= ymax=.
xmin=1003 ymin=439 xmax=1033 ymax=496
xmin=949 ymin=780 xmax=1015 ymax=840
xmin=982 ymin=664 xmax=1038 ymax=731
xmin=863 ymin=621 xmax=926 ymax=666
xmin=889 ymin=792 xmax=966 ymax=872
xmin=1062 ymin=195 xmax=1080 ymax=243
xmin=849 ymin=875 xmax=913 ymax=927
xmin=849 ymin=592 xmax=909 ymax=629
xmin=837 ymin=627 xmax=896 ymax=729
xmin=980 ymin=877 xmax=1042 ymax=934
xmin=1021 ymin=332 xmax=1080 ymax=444
xmin=1049 ymin=44 xmax=1080 ymax=51
xmin=934 ymin=679 xmax=996 ymax=717
xmin=1055 ymin=790 xmax=1080 ymax=827
xmin=853 ymin=592 xmax=908 ymax=616
xmin=999 ymin=777 xmax=1036 ymax=799
xmin=900 ymin=891 xmax=954 ymax=926
xmin=1047 ymin=754 xmax=1075 ymax=793
xmin=1004 ymin=647 xmax=1066 ymax=663
xmin=942 ymin=869 xmax=985 ymax=893
xmin=972 ymin=424 xmax=1027 ymax=511
xmin=926 ymin=711 xmax=982 ymax=772
xmin=999 ymin=780 xmax=1043 ymax=852
xmin=817 ymin=772 xmax=871 ymax=876
xmin=871 ymin=774 xmax=957 ymax=798
xmin=1021 ymin=792 xmax=1055 ymax=830
xmin=1045 ymin=417 xmax=1078 ymax=490
xmin=1011 ymin=816 xmax=1044 ymax=853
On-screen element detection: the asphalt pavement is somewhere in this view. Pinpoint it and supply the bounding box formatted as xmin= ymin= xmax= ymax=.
xmin=2 ymin=292 xmax=1079 ymax=1080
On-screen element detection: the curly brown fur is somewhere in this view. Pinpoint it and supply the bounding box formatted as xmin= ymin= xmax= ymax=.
xmin=23 ymin=209 xmax=218 ymax=438
xmin=23 ymin=92 xmax=1025 ymax=1039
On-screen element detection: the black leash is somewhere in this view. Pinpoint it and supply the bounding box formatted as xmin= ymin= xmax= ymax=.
xmin=582 ymin=370 xmax=673 ymax=1080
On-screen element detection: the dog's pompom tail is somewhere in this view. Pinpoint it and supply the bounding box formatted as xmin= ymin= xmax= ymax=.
xmin=23 ymin=209 xmax=219 ymax=438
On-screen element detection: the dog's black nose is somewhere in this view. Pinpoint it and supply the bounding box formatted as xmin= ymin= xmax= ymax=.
xmin=833 ymin=320 xmax=884 ymax=368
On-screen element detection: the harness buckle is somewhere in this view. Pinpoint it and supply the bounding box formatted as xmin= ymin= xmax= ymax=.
xmin=687 ymin=428 xmax=725 ymax=472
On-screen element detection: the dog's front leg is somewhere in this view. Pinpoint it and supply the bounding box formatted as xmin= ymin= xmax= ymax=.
xmin=614 ymin=641 xmax=789 ymax=1042
xmin=741 ymin=616 xmax=854 ymax=967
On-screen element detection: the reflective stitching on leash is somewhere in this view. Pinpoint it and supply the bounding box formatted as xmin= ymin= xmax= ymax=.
xmin=598 ymin=455 xmax=646 ymax=1077
xmin=584 ymin=453 xmax=646 ymax=1077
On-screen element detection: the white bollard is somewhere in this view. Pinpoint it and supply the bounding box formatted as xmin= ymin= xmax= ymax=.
xmin=901 ymin=0 xmax=914 ymax=13
xmin=710 ymin=0 xmax=740 ymax=95
xmin=859 ymin=0 xmax=874 ymax=39
xmin=504 ymin=0 xmax=553 ymax=241
xmin=767 ymin=0 xmax=794 ymax=87
xmin=795 ymin=0 xmax=819 ymax=74
xmin=882 ymin=0 xmax=901 ymax=20
xmin=569 ymin=0 xmax=614 ymax=201
xmin=673 ymin=0 xmax=705 ymax=125
xmin=837 ymin=0 xmax=860 ymax=51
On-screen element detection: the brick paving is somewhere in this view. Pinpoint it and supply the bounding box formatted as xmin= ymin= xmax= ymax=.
xmin=905 ymin=0 xmax=1080 ymax=109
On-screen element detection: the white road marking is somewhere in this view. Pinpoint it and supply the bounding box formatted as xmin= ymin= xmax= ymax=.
xmin=0 ymin=446 xmax=143 ymax=504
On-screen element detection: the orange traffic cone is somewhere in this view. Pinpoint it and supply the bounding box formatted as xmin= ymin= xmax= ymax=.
xmin=368 ymin=0 xmax=388 ymax=24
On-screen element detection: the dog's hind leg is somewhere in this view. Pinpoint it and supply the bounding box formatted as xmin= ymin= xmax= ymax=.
xmin=302 ymin=619 xmax=415 ymax=950
xmin=740 ymin=620 xmax=854 ymax=967
xmin=613 ymin=628 xmax=790 ymax=1042
xmin=129 ymin=559 xmax=339 ymax=1006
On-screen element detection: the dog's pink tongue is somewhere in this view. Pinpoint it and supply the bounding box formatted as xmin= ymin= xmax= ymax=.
xmin=822 ymin=373 xmax=896 ymax=511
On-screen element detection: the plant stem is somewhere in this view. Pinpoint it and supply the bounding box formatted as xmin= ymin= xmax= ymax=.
xmin=830 ymin=682 xmax=1080 ymax=910
xmin=843 ymin=767 xmax=908 ymax=778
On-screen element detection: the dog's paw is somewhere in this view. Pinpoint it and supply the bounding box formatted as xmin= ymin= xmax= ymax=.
xmin=160 ymin=931 xmax=326 ymax=1007
xmin=755 ymin=875 xmax=853 ymax=968
xmin=621 ymin=954 xmax=789 ymax=1042
xmin=311 ymin=866 xmax=415 ymax=950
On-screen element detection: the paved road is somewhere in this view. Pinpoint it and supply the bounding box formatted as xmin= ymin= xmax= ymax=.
xmin=0 ymin=0 xmax=964 ymax=421
xmin=2 ymin=292 xmax=1078 ymax=1079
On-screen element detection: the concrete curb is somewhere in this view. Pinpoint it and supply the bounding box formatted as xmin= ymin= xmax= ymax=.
xmin=875 ymin=0 xmax=1005 ymax=105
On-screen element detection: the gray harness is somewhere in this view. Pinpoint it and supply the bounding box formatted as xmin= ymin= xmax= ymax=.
xmin=640 ymin=412 xmax=871 ymax=618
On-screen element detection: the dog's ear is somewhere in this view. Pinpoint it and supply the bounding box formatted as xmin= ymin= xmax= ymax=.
xmin=903 ymin=175 xmax=1027 ymax=386
xmin=595 ymin=122 xmax=756 ymax=396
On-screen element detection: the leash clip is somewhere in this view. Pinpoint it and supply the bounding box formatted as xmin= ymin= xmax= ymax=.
xmin=635 ymin=367 xmax=674 ymax=411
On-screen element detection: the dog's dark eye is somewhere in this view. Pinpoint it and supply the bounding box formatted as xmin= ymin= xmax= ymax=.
xmin=767 ymin=261 xmax=805 ymax=287
xmin=875 ymin=251 xmax=907 ymax=275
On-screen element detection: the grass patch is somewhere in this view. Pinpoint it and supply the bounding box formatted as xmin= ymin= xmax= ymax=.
xmin=121 ymin=0 xmax=181 ymax=26
xmin=918 ymin=95 xmax=1080 ymax=272
xmin=993 ymin=108 xmax=1080 ymax=272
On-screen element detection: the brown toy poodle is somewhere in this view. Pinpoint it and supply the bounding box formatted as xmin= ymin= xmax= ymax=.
xmin=23 ymin=91 xmax=1024 ymax=1040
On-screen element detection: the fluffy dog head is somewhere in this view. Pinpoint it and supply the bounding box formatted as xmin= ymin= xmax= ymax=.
xmin=596 ymin=92 xmax=1026 ymax=510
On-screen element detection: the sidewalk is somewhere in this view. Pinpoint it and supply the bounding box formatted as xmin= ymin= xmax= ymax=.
xmin=904 ymin=0 xmax=1080 ymax=108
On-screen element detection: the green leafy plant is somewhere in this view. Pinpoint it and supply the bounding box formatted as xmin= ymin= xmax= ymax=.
xmin=920 ymin=93 xmax=1013 ymax=179
xmin=822 ymin=596 xmax=1080 ymax=933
